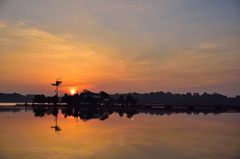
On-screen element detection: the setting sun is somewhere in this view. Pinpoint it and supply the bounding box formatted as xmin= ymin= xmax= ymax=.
xmin=71 ymin=90 xmax=75 ymax=95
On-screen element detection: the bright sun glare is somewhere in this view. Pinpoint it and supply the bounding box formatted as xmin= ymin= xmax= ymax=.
xmin=71 ymin=90 xmax=75 ymax=95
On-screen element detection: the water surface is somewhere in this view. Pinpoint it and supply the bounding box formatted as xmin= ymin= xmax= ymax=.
xmin=0 ymin=106 xmax=239 ymax=159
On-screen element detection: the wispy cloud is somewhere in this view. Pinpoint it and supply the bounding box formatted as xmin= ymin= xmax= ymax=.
xmin=0 ymin=0 xmax=239 ymax=96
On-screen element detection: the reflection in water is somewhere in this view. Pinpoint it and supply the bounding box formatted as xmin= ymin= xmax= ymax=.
xmin=0 ymin=106 xmax=240 ymax=159
xmin=0 ymin=106 xmax=240 ymax=120
xmin=0 ymin=107 xmax=22 ymax=113
xmin=61 ymin=107 xmax=140 ymax=122
xmin=50 ymin=107 xmax=61 ymax=134
xmin=33 ymin=106 xmax=141 ymax=122
xmin=31 ymin=106 xmax=240 ymax=122
xmin=1 ymin=106 xmax=240 ymax=123
xmin=33 ymin=106 xmax=61 ymax=134
xmin=0 ymin=106 xmax=32 ymax=113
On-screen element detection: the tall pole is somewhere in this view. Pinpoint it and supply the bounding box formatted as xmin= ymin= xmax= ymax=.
xmin=51 ymin=77 xmax=62 ymax=105
xmin=56 ymin=85 xmax=58 ymax=96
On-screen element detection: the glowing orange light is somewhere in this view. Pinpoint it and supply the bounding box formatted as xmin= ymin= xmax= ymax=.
xmin=71 ymin=90 xmax=75 ymax=95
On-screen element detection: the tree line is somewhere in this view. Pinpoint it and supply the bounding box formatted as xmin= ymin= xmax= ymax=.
xmin=111 ymin=92 xmax=240 ymax=104
xmin=31 ymin=89 xmax=138 ymax=105
xmin=1 ymin=91 xmax=239 ymax=104
xmin=0 ymin=93 xmax=34 ymax=102
xmin=61 ymin=89 xmax=138 ymax=105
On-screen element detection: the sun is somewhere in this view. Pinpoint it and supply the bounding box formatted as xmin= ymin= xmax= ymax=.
xmin=71 ymin=90 xmax=75 ymax=95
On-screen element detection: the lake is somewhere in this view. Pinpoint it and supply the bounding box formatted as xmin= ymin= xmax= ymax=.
xmin=0 ymin=105 xmax=240 ymax=159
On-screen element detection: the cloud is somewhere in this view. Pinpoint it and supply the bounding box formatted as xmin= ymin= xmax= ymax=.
xmin=0 ymin=21 xmax=148 ymax=93
xmin=1 ymin=20 xmax=240 ymax=95
xmin=0 ymin=0 xmax=240 ymax=95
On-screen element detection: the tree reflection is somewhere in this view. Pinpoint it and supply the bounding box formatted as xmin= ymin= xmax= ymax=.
xmin=31 ymin=106 xmax=240 ymax=131
xmin=33 ymin=107 xmax=47 ymax=117
xmin=32 ymin=106 xmax=61 ymax=134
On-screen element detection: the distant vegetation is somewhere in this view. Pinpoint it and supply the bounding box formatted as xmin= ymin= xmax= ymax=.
xmin=61 ymin=89 xmax=138 ymax=105
xmin=0 ymin=91 xmax=240 ymax=104
xmin=0 ymin=93 xmax=34 ymax=102
xmin=33 ymin=94 xmax=59 ymax=105
xmin=111 ymin=92 xmax=240 ymax=104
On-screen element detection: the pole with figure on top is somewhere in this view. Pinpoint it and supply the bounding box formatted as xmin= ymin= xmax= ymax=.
xmin=51 ymin=77 xmax=62 ymax=97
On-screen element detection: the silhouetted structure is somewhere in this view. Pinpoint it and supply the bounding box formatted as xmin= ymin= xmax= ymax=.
xmin=51 ymin=77 xmax=62 ymax=97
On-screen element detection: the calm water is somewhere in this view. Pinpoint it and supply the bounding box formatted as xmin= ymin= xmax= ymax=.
xmin=0 ymin=106 xmax=240 ymax=159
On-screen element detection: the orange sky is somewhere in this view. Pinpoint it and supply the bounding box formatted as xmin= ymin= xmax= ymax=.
xmin=0 ymin=0 xmax=240 ymax=96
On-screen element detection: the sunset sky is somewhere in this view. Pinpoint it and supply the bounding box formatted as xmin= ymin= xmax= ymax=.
xmin=0 ymin=0 xmax=240 ymax=96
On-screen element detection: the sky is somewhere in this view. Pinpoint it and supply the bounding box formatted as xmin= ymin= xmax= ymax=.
xmin=0 ymin=0 xmax=240 ymax=97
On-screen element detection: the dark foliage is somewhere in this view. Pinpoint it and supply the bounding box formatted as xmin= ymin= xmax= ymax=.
xmin=126 ymin=95 xmax=138 ymax=104
xmin=1 ymin=91 xmax=240 ymax=104
xmin=33 ymin=94 xmax=46 ymax=104
xmin=111 ymin=92 xmax=240 ymax=104
xmin=0 ymin=93 xmax=34 ymax=102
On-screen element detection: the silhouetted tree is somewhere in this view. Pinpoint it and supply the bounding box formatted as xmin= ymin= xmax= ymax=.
xmin=126 ymin=95 xmax=138 ymax=104
xmin=61 ymin=93 xmax=70 ymax=104
xmin=110 ymin=91 xmax=240 ymax=104
xmin=83 ymin=89 xmax=93 ymax=93
xmin=100 ymin=91 xmax=110 ymax=99
xmin=85 ymin=96 xmax=98 ymax=104
xmin=118 ymin=95 xmax=124 ymax=105
xmin=46 ymin=96 xmax=52 ymax=105
xmin=52 ymin=95 xmax=59 ymax=105
xmin=0 ymin=93 xmax=34 ymax=102
xmin=61 ymin=93 xmax=79 ymax=105
xmin=99 ymin=91 xmax=113 ymax=104
xmin=33 ymin=94 xmax=46 ymax=105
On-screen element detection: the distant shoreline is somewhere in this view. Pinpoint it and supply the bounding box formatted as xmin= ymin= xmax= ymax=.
xmin=12 ymin=102 xmax=240 ymax=110
xmin=1 ymin=92 xmax=240 ymax=104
